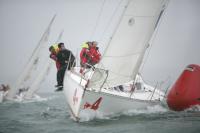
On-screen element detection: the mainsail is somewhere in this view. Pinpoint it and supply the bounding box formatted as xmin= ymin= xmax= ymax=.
xmin=89 ymin=0 xmax=166 ymax=88
xmin=7 ymin=15 xmax=56 ymax=99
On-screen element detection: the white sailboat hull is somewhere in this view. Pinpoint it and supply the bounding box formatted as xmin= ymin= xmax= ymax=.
xmin=81 ymin=90 xmax=158 ymax=114
xmin=63 ymin=69 xmax=164 ymax=121
xmin=63 ymin=0 xmax=167 ymax=121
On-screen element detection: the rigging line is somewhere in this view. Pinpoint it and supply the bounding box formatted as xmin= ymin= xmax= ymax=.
xmin=91 ymin=0 xmax=130 ymax=85
xmin=140 ymin=0 xmax=170 ymax=74
xmin=75 ymin=48 xmax=80 ymax=67
xmin=95 ymin=56 xmax=137 ymax=77
xmin=90 ymin=0 xmax=106 ymax=40
xmin=124 ymin=15 xmax=157 ymax=17
xmin=99 ymin=61 xmax=131 ymax=77
xmin=99 ymin=0 xmax=130 ymax=60
xmin=56 ymin=28 xmax=72 ymax=51
xmin=27 ymin=14 xmax=56 ymax=64
xmin=60 ymin=32 xmax=72 ymax=50
xmin=56 ymin=29 xmax=64 ymax=43
xmin=65 ymin=37 xmax=73 ymax=52
xmin=99 ymin=0 xmax=124 ymax=42
xmin=104 ymin=51 xmax=142 ymax=58
xmin=108 ymin=70 xmax=132 ymax=77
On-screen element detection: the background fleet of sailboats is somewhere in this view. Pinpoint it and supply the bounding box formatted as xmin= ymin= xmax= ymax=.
xmin=5 ymin=15 xmax=62 ymax=101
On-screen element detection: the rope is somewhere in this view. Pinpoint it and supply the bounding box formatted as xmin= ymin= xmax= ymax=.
xmin=109 ymin=70 xmax=132 ymax=78
xmin=104 ymin=51 xmax=142 ymax=58
xmin=56 ymin=29 xmax=64 ymax=43
xmin=63 ymin=36 xmax=73 ymax=52
xmin=99 ymin=0 xmax=124 ymax=42
xmin=99 ymin=61 xmax=132 ymax=78
xmin=140 ymin=0 xmax=170 ymax=74
xmin=90 ymin=0 xmax=106 ymax=40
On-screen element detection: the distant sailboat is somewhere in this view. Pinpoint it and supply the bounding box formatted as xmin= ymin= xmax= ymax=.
xmin=24 ymin=30 xmax=64 ymax=99
xmin=0 ymin=84 xmax=11 ymax=103
xmin=6 ymin=15 xmax=56 ymax=101
xmin=63 ymin=0 xmax=168 ymax=121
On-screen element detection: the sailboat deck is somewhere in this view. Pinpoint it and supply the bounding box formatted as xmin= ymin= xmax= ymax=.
xmin=68 ymin=67 xmax=164 ymax=101
xmin=86 ymin=85 xmax=163 ymax=101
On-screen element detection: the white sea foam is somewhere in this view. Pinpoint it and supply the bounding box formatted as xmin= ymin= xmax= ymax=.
xmin=79 ymin=109 xmax=114 ymax=122
xmin=185 ymin=105 xmax=200 ymax=112
xmin=78 ymin=104 xmax=169 ymax=122
xmin=11 ymin=93 xmax=58 ymax=103
xmin=122 ymin=104 xmax=169 ymax=116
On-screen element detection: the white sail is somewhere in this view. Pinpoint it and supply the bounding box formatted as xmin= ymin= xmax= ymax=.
xmin=24 ymin=30 xmax=64 ymax=99
xmin=23 ymin=60 xmax=51 ymax=99
xmin=89 ymin=0 xmax=166 ymax=88
xmin=6 ymin=15 xmax=56 ymax=99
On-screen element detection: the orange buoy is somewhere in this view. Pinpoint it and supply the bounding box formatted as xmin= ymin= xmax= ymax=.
xmin=167 ymin=64 xmax=200 ymax=111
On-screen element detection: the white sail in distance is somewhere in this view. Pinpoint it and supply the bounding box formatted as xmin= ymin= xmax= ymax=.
xmin=24 ymin=30 xmax=64 ymax=99
xmin=6 ymin=15 xmax=56 ymax=99
xmin=89 ymin=0 xmax=167 ymax=88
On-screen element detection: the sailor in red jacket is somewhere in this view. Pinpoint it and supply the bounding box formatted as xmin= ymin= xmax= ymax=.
xmin=89 ymin=41 xmax=101 ymax=65
xmin=49 ymin=44 xmax=61 ymax=87
xmin=49 ymin=44 xmax=61 ymax=70
xmin=80 ymin=42 xmax=91 ymax=68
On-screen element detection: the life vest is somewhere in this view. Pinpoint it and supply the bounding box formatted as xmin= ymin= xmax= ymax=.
xmin=50 ymin=44 xmax=61 ymax=70
xmin=81 ymin=42 xmax=89 ymax=49
xmin=52 ymin=44 xmax=59 ymax=54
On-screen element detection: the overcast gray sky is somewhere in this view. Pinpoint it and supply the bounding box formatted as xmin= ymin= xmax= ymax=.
xmin=0 ymin=0 xmax=200 ymax=92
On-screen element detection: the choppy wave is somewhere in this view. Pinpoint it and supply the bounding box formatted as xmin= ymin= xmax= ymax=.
xmin=3 ymin=93 xmax=59 ymax=104
xmin=122 ymin=104 xmax=169 ymax=116
xmin=1 ymin=93 xmax=200 ymax=133
xmin=79 ymin=109 xmax=113 ymax=122
xmin=78 ymin=104 xmax=169 ymax=122
xmin=15 ymin=95 xmax=47 ymax=103
xmin=184 ymin=105 xmax=200 ymax=112
xmin=79 ymin=104 xmax=200 ymax=122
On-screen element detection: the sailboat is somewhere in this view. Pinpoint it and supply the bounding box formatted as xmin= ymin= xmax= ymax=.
xmin=63 ymin=0 xmax=168 ymax=121
xmin=5 ymin=15 xmax=56 ymax=101
xmin=23 ymin=30 xmax=64 ymax=99
xmin=0 ymin=84 xmax=11 ymax=103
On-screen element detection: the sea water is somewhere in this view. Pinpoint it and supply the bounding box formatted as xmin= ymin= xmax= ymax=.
xmin=0 ymin=93 xmax=200 ymax=133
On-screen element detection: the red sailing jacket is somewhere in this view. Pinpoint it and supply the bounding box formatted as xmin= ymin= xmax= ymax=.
xmin=50 ymin=53 xmax=61 ymax=70
xmin=89 ymin=47 xmax=101 ymax=64
xmin=80 ymin=48 xmax=91 ymax=65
